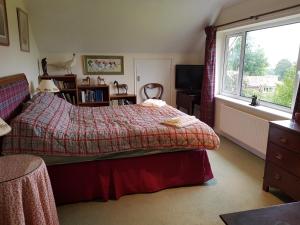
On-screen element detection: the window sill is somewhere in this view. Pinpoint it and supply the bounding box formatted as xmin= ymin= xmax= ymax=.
xmin=215 ymin=95 xmax=292 ymax=120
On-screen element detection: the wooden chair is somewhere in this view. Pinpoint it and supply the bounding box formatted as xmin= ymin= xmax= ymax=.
xmin=143 ymin=83 xmax=164 ymax=99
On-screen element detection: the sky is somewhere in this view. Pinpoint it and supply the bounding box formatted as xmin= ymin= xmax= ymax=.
xmin=248 ymin=22 xmax=300 ymax=68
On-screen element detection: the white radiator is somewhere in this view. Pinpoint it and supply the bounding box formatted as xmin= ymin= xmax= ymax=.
xmin=219 ymin=104 xmax=269 ymax=158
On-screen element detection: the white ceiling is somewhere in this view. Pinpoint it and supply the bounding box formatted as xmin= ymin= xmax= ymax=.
xmin=25 ymin=0 xmax=245 ymax=53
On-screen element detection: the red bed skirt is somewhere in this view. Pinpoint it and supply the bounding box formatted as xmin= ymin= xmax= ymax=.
xmin=47 ymin=150 xmax=213 ymax=205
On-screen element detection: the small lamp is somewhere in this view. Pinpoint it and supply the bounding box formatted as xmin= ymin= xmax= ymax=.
xmin=0 ymin=117 xmax=11 ymax=136
xmin=37 ymin=79 xmax=59 ymax=93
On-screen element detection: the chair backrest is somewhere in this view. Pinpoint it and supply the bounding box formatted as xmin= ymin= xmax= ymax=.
xmin=143 ymin=83 xmax=164 ymax=99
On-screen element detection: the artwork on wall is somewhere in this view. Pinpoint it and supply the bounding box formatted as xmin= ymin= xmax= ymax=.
xmin=0 ymin=0 xmax=9 ymax=46
xmin=17 ymin=8 xmax=30 ymax=52
xmin=82 ymin=55 xmax=124 ymax=75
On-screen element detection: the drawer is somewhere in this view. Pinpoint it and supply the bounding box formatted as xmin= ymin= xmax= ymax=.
xmin=269 ymin=126 xmax=300 ymax=153
xmin=267 ymin=143 xmax=300 ymax=177
xmin=264 ymin=162 xmax=300 ymax=200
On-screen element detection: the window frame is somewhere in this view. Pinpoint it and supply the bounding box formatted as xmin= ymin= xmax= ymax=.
xmin=220 ymin=17 xmax=300 ymax=113
xmin=222 ymin=33 xmax=245 ymax=97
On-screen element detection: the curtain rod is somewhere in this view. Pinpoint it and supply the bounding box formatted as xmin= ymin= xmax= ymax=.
xmin=216 ymin=4 xmax=300 ymax=29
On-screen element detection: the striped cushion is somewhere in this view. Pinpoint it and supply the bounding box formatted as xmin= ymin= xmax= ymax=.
xmin=0 ymin=79 xmax=29 ymax=120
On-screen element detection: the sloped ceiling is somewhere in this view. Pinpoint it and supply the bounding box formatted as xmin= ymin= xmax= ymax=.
xmin=25 ymin=0 xmax=245 ymax=53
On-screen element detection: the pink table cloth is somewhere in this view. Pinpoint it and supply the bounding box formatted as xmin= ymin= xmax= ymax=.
xmin=0 ymin=155 xmax=59 ymax=225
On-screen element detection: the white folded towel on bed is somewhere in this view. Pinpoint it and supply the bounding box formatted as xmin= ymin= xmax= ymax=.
xmin=162 ymin=115 xmax=199 ymax=128
xmin=141 ymin=99 xmax=166 ymax=107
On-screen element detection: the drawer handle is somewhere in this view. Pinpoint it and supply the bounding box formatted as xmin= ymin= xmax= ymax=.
xmin=274 ymin=173 xmax=281 ymax=180
xmin=275 ymin=153 xmax=283 ymax=160
xmin=279 ymin=137 xmax=288 ymax=144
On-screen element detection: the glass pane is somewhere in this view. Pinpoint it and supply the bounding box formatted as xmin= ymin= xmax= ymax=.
xmin=223 ymin=35 xmax=242 ymax=94
xmin=241 ymin=23 xmax=300 ymax=108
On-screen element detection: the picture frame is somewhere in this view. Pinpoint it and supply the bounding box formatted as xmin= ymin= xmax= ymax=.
xmin=17 ymin=8 xmax=30 ymax=52
xmin=0 ymin=0 xmax=9 ymax=46
xmin=82 ymin=55 xmax=124 ymax=75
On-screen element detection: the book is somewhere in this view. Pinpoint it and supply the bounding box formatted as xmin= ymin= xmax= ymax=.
xmin=81 ymin=91 xmax=86 ymax=103
xmin=57 ymin=81 xmax=64 ymax=89
xmin=65 ymin=93 xmax=72 ymax=103
xmin=99 ymin=90 xmax=103 ymax=101
xmin=86 ymin=90 xmax=90 ymax=102
xmin=61 ymin=93 xmax=67 ymax=100
xmin=86 ymin=90 xmax=95 ymax=102
xmin=91 ymin=91 xmax=95 ymax=102
xmin=95 ymin=90 xmax=100 ymax=102
xmin=95 ymin=89 xmax=104 ymax=102
xmin=53 ymin=80 xmax=59 ymax=88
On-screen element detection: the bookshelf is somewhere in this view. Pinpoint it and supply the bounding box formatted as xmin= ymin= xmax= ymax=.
xmin=77 ymin=85 xmax=110 ymax=107
xmin=39 ymin=75 xmax=78 ymax=105
xmin=110 ymin=94 xmax=137 ymax=106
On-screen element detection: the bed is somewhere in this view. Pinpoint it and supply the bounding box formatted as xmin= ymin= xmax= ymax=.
xmin=0 ymin=74 xmax=220 ymax=204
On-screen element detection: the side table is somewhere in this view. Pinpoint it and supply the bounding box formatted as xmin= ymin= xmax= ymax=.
xmin=0 ymin=154 xmax=59 ymax=225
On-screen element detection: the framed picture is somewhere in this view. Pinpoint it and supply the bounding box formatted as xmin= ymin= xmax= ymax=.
xmin=83 ymin=55 xmax=124 ymax=75
xmin=17 ymin=8 xmax=29 ymax=52
xmin=0 ymin=0 xmax=9 ymax=46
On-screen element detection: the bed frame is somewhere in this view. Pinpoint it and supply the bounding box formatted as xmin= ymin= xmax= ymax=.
xmin=0 ymin=74 xmax=214 ymax=205
xmin=0 ymin=74 xmax=30 ymax=122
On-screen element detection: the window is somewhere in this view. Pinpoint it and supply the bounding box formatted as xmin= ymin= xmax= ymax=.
xmin=221 ymin=21 xmax=300 ymax=111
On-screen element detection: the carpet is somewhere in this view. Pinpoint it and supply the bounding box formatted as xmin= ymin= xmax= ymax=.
xmin=57 ymin=136 xmax=284 ymax=225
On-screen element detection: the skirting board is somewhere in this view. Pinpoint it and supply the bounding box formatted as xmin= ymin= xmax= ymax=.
xmin=215 ymin=129 xmax=266 ymax=160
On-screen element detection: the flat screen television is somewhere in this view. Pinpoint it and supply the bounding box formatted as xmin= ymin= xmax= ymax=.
xmin=175 ymin=65 xmax=204 ymax=92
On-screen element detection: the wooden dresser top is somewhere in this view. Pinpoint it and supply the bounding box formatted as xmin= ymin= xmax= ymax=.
xmin=270 ymin=120 xmax=300 ymax=134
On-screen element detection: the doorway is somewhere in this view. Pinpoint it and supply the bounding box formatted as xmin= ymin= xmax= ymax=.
xmin=134 ymin=58 xmax=172 ymax=104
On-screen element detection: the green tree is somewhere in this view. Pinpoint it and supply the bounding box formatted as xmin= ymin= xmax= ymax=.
xmin=243 ymin=43 xmax=269 ymax=76
xmin=227 ymin=36 xmax=269 ymax=76
xmin=272 ymin=65 xmax=297 ymax=107
xmin=275 ymin=59 xmax=292 ymax=81
xmin=227 ymin=37 xmax=242 ymax=71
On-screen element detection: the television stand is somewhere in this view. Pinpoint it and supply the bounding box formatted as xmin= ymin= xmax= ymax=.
xmin=185 ymin=90 xmax=200 ymax=95
xmin=176 ymin=91 xmax=201 ymax=115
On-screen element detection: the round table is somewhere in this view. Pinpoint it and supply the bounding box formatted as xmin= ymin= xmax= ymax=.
xmin=0 ymin=155 xmax=59 ymax=225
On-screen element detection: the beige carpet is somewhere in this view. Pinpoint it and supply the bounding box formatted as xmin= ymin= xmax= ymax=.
xmin=57 ymin=136 xmax=285 ymax=225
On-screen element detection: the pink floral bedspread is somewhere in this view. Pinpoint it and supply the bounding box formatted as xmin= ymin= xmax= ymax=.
xmin=2 ymin=93 xmax=220 ymax=156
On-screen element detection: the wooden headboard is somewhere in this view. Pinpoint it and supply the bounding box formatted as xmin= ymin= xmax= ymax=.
xmin=0 ymin=74 xmax=30 ymax=123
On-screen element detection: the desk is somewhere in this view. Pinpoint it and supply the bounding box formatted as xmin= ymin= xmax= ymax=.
xmin=220 ymin=202 xmax=300 ymax=225
xmin=110 ymin=94 xmax=137 ymax=105
xmin=0 ymin=155 xmax=59 ymax=225
xmin=176 ymin=91 xmax=200 ymax=115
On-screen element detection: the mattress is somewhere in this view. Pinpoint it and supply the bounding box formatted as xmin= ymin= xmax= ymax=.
xmin=42 ymin=148 xmax=189 ymax=165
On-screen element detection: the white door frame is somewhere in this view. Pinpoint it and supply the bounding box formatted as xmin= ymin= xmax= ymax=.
xmin=133 ymin=57 xmax=173 ymax=104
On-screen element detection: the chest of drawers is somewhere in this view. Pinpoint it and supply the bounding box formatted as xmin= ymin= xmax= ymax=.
xmin=263 ymin=120 xmax=300 ymax=200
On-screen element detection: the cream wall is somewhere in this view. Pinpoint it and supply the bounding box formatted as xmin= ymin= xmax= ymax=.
xmin=43 ymin=53 xmax=202 ymax=107
xmin=0 ymin=0 xmax=40 ymax=93
xmin=215 ymin=0 xmax=300 ymax=28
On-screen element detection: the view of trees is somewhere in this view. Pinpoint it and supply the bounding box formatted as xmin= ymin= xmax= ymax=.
xmin=227 ymin=37 xmax=242 ymax=71
xmin=273 ymin=65 xmax=297 ymax=107
xmin=227 ymin=36 xmax=269 ymax=76
xmin=275 ymin=59 xmax=293 ymax=81
xmin=243 ymin=40 xmax=269 ymax=76
xmin=226 ymin=35 xmax=297 ymax=108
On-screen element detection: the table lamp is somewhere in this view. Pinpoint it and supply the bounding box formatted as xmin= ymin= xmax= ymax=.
xmin=0 ymin=117 xmax=11 ymax=136
xmin=37 ymin=79 xmax=59 ymax=93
